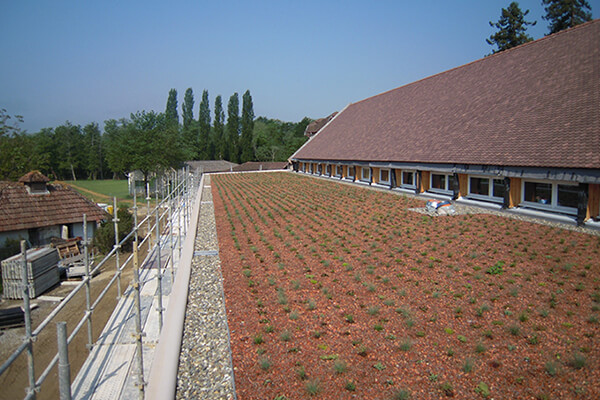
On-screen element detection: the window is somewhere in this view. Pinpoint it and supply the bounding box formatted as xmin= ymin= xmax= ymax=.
xmin=468 ymin=176 xmax=505 ymax=201
xmin=522 ymin=181 xmax=578 ymax=214
xmin=492 ymin=179 xmax=506 ymax=198
xmin=401 ymin=171 xmax=415 ymax=188
xmin=430 ymin=173 xmax=455 ymax=194
xmin=469 ymin=177 xmax=489 ymax=196
xmin=557 ymin=184 xmax=578 ymax=208
xmin=380 ymin=169 xmax=390 ymax=184
xmin=326 ymin=165 xmax=331 ymax=175
xmin=524 ymin=182 xmax=552 ymax=204
xmin=335 ymin=165 xmax=342 ymax=177
xmin=361 ymin=167 xmax=371 ymax=181
xmin=431 ymin=174 xmax=446 ymax=190
xmin=347 ymin=166 xmax=355 ymax=178
xmin=308 ymin=163 xmax=312 ymax=173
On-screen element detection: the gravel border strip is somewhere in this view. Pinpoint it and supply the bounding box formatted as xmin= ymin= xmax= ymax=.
xmin=176 ymin=176 xmax=236 ymax=400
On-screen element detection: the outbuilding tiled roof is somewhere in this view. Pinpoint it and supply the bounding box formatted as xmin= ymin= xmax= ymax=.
xmin=231 ymin=162 xmax=289 ymax=172
xmin=292 ymin=20 xmax=600 ymax=170
xmin=185 ymin=160 xmax=239 ymax=174
xmin=0 ymin=178 xmax=108 ymax=233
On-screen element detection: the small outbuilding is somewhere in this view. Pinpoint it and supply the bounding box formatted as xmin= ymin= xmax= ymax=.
xmin=0 ymin=171 xmax=108 ymax=248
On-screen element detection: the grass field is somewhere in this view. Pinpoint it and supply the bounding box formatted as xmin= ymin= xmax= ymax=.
xmin=60 ymin=179 xmax=131 ymax=204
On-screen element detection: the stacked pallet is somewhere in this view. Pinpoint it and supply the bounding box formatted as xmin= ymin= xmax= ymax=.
xmin=1 ymin=247 xmax=60 ymax=299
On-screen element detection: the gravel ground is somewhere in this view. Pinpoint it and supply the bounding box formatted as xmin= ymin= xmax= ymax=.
xmin=176 ymin=176 xmax=236 ymax=400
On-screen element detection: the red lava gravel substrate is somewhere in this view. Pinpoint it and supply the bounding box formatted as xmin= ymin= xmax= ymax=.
xmin=212 ymin=172 xmax=600 ymax=400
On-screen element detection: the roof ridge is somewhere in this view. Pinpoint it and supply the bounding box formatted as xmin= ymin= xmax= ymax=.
xmin=350 ymin=18 xmax=599 ymax=108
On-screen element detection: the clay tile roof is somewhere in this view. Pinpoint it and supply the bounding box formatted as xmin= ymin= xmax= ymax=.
xmin=0 ymin=182 xmax=108 ymax=233
xmin=292 ymin=20 xmax=600 ymax=170
xmin=185 ymin=160 xmax=239 ymax=173
xmin=18 ymin=170 xmax=50 ymax=183
xmin=304 ymin=112 xmax=338 ymax=137
xmin=231 ymin=162 xmax=289 ymax=172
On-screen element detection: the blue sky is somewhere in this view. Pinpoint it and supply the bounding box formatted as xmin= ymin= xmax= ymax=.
xmin=1 ymin=0 xmax=598 ymax=133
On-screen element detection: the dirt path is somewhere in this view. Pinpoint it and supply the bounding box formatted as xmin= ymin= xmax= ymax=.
xmin=0 ymin=235 xmax=152 ymax=400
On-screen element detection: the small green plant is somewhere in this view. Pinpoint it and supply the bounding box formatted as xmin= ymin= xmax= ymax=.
xmin=475 ymin=381 xmax=490 ymax=398
xmin=305 ymin=379 xmax=321 ymax=396
xmin=439 ymin=382 xmax=454 ymax=397
xmin=475 ymin=342 xmax=486 ymax=353
xmin=545 ymin=360 xmax=559 ymax=376
xmin=253 ymin=334 xmax=264 ymax=345
xmin=345 ymin=380 xmax=356 ymax=391
xmin=373 ymin=362 xmax=386 ymax=371
xmin=345 ymin=314 xmax=355 ymax=323
xmin=400 ymin=338 xmax=412 ymax=351
xmin=296 ymin=365 xmax=308 ymax=380
xmin=368 ymin=306 xmax=380 ymax=315
xmin=280 ymin=330 xmax=291 ymax=342
xmin=457 ymin=335 xmax=467 ymax=343
xmin=391 ymin=388 xmax=411 ymax=400
xmin=463 ymin=358 xmax=475 ymax=373
xmin=509 ymin=325 xmax=520 ymax=336
xmin=569 ymin=352 xmax=586 ymax=369
xmin=259 ymin=357 xmax=271 ymax=370
xmin=334 ymin=360 xmax=347 ymax=374
xmin=486 ymin=261 xmax=504 ymax=275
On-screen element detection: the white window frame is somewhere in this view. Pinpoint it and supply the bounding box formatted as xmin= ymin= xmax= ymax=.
xmin=400 ymin=170 xmax=416 ymax=189
xmin=361 ymin=167 xmax=371 ymax=182
xmin=429 ymin=173 xmax=454 ymax=195
xmin=379 ymin=168 xmax=391 ymax=185
xmin=346 ymin=165 xmax=355 ymax=179
xmin=521 ymin=180 xmax=578 ymax=215
xmin=325 ymin=164 xmax=331 ymax=176
xmin=467 ymin=175 xmax=505 ymax=203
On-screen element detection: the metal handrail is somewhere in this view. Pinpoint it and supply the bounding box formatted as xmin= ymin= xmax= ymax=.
xmin=0 ymin=167 xmax=199 ymax=399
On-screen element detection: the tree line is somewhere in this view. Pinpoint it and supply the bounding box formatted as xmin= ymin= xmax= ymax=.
xmin=487 ymin=0 xmax=592 ymax=54
xmin=0 ymin=89 xmax=311 ymax=182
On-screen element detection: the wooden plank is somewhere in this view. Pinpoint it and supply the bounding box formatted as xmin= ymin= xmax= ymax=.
xmin=509 ymin=177 xmax=522 ymax=208
xmin=587 ymin=183 xmax=600 ymax=221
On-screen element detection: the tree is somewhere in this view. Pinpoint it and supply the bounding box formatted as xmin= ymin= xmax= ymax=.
xmin=83 ymin=122 xmax=103 ymax=179
xmin=104 ymin=111 xmax=185 ymax=192
xmin=225 ymin=93 xmax=240 ymax=162
xmin=240 ymin=90 xmax=255 ymax=163
xmin=487 ymin=2 xmax=536 ymax=54
xmin=542 ymin=0 xmax=592 ymax=34
xmin=212 ymin=95 xmax=225 ymax=159
xmin=165 ymin=88 xmax=179 ymax=127
xmin=182 ymin=88 xmax=195 ymax=130
xmin=54 ymin=122 xmax=85 ymax=180
xmin=93 ymin=205 xmax=134 ymax=253
xmin=181 ymin=88 xmax=197 ymax=158
xmin=198 ymin=90 xmax=211 ymax=160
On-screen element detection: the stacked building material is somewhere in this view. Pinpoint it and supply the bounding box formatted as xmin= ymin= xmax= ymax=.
xmin=1 ymin=247 xmax=60 ymax=299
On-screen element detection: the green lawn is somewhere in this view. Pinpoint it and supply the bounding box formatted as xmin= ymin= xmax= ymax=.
xmin=61 ymin=179 xmax=131 ymax=203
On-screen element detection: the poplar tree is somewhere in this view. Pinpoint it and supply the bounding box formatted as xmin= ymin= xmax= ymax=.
xmin=165 ymin=89 xmax=179 ymax=126
xmin=182 ymin=88 xmax=194 ymax=130
xmin=542 ymin=0 xmax=592 ymax=34
xmin=487 ymin=2 xmax=536 ymax=54
xmin=240 ymin=90 xmax=255 ymax=163
xmin=198 ymin=90 xmax=211 ymax=160
xmin=225 ymin=93 xmax=240 ymax=163
xmin=181 ymin=88 xmax=197 ymax=158
xmin=212 ymin=95 xmax=225 ymax=159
